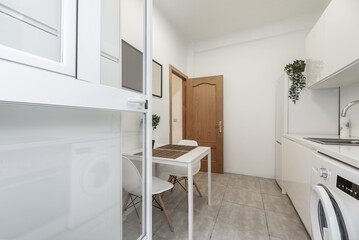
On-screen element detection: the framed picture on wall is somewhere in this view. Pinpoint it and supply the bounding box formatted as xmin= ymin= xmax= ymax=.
xmin=122 ymin=40 xmax=163 ymax=98
xmin=152 ymin=60 xmax=162 ymax=98
xmin=122 ymin=40 xmax=143 ymax=93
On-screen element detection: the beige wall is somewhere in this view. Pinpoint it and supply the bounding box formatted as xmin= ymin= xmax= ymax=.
xmin=171 ymin=73 xmax=183 ymax=144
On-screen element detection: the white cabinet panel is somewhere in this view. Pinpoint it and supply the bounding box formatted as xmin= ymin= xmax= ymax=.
xmin=101 ymin=0 xmax=120 ymax=60
xmin=305 ymin=13 xmax=327 ymax=87
xmin=275 ymin=75 xmax=285 ymax=142
xmin=325 ymin=0 xmax=359 ymax=74
xmin=275 ymin=142 xmax=282 ymax=189
xmin=306 ymin=0 xmax=359 ymax=88
xmin=101 ymin=57 xmax=121 ymax=88
xmin=77 ymin=0 xmax=101 ymax=83
xmin=282 ymin=137 xmax=313 ymax=236
xmin=100 ymin=0 xmax=121 ymax=88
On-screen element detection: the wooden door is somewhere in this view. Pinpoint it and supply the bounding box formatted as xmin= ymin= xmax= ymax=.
xmin=186 ymin=75 xmax=223 ymax=173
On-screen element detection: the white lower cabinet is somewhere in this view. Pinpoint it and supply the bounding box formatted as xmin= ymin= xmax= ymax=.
xmin=275 ymin=141 xmax=283 ymax=189
xmin=282 ymin=137 xmax=313 ymax=237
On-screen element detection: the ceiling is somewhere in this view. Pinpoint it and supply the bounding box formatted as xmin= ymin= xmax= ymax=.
xmin=154 ymin=0 xmax=331 ymax=41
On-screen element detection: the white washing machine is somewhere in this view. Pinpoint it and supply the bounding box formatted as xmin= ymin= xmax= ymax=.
xmin=311 ymin=152 xmax=359 ymax=240
xmin=68 ymin=137 xmax=121 ymax=228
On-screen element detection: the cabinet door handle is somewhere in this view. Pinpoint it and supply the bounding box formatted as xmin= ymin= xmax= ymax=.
xmin=127 ymin=98 xmax=146 ymax=104
xmin=127 ymin=98 xmax=148 ymax=109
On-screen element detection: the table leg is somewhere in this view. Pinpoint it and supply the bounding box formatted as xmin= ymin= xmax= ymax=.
xmin=208 ymin=149 xmax=211 ymax=205
xmin=188 ymin=164 xmax=193 ymax=240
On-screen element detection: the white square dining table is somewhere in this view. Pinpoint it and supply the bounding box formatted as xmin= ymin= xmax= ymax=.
xmin=124 ymin=145 xmax=211 ymax=240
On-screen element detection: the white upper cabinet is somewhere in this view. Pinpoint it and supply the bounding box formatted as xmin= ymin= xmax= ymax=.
xmin=0 ymin=0 xmax=148 ymax=112
xmin=306 ymin=0 xmax=359 ymax=88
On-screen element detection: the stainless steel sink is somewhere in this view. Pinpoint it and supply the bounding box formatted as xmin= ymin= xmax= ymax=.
xmin=305 ymin=137 xmax=359 ymax=145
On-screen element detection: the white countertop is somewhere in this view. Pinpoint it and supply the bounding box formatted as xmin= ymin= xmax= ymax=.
xmin=283 ymin=134 xmax=359 ymax=169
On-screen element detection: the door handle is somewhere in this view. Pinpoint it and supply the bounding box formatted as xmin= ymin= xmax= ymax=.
xmin=216 ymin=121 xmax=223 ymax=133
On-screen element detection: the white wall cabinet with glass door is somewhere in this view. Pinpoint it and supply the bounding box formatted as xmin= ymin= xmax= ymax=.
xmin=0 ymin=0 xmax=150 ymax=112
xmin=0 ymin=0 xmax=153 ymax=239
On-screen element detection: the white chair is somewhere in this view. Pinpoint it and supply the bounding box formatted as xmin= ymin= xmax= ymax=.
xmin=161 ymin=140 xmax=202 ymax=198
xmin=122 ymin=157 xmax=174 ymax=232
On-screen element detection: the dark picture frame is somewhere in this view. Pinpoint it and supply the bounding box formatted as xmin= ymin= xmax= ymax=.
xmin=152 ymin=60 xmax=162 ymax=98
xmin=121 ymin=40 xmax=163 ymax=98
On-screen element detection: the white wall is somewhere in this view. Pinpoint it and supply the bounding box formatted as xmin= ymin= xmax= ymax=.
xmin=121 ymin=0 xmax=190 ymax=148
xmin=341 ymin=82 xmax=359 ymax=137
xmin=189 ymin=15 xmax=320 ymax=178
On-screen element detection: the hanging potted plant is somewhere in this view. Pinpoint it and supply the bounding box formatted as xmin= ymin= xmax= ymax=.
xmin=152 ymin=114 xmax=160 ymax=148
xmin=284 ymin=60 xmax=306 ymax=104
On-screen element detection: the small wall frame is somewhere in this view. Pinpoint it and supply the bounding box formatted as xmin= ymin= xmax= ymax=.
xmin=152 ymin=60 xmax=162 ymax=98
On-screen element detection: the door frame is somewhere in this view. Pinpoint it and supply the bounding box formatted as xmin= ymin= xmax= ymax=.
xmin=169 ymin=64 xmax=188 ymax=144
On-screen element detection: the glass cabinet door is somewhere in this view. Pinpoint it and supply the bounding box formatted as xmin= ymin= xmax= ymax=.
xmin=0 ymin=0 xmax=153 ymax=238
xmin=0 ymin=104 xmax=149 ymax=240
xmin=0 ymin=0 xmax=76 ymax=75
xmin=121 ymin=111 xmax=147 ymax=240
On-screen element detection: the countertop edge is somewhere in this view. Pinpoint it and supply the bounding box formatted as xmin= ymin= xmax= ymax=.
xmin=282 ymin=134 xmax=359 ymax=169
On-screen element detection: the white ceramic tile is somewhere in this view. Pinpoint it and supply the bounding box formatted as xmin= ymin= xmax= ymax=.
xmin=224 ymin=188 xmax=263 ymax=209
xmin=217 ymin=201 xmax=268 ymax=235
xmin=266 ymin=211 xmax=310 ymax=240
xmin=211 ymin=220 xmax=270 ymax=240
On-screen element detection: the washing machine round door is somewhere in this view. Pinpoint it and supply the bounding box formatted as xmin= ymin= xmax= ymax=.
xmin=311 ymin=185 xmax=348 ymax=240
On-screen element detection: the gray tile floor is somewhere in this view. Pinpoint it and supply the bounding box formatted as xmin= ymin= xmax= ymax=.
xmin=123 ymin=172 xmax=311 ymax=240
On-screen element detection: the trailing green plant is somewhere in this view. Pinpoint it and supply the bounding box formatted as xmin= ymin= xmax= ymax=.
xmin=152 ymin=114 xmax=160 ymax=130
xmin=284 ymin=60 xmax=306 ymax=104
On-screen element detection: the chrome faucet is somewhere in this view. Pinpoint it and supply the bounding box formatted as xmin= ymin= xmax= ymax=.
xmin=341 ymin=100 xmax=359 ymax=117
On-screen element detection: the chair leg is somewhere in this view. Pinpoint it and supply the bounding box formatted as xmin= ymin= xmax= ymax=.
xmin=194 ymin=180 xmax=203 ymax=197
xmin=185 ymin=178 xmax=188 ymax=210
xmin=162 ymin=175 xmax=174 ymax=198
xmin=171 ymin=176 xmax=177 ymax=192
xmin=139 ymin=201 xmax=142 ymax=235
xmin=157 ymin=194 xmax=174 ymax=232
xmin=122 ymin=193 xmax=131 ymax=213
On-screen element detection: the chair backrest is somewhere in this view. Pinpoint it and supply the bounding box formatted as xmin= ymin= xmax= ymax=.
xmin=178 ymin=139 xmax=198 ymax=146
xmin=122 ymin=157 xmax=142 ymax=195
xmin=178 ymin=140 xmax=201 ymax=174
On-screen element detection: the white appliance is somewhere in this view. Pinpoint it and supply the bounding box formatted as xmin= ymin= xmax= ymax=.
xmin=275 ymin=74 xmax=339 ymax=189
xmin=311 ymin=152 xmax=359 ymax=240
xmin=0 ymin=136 xmax=121 ymax=240
xmin=68 ymin=138 xmax=120 ymax=228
